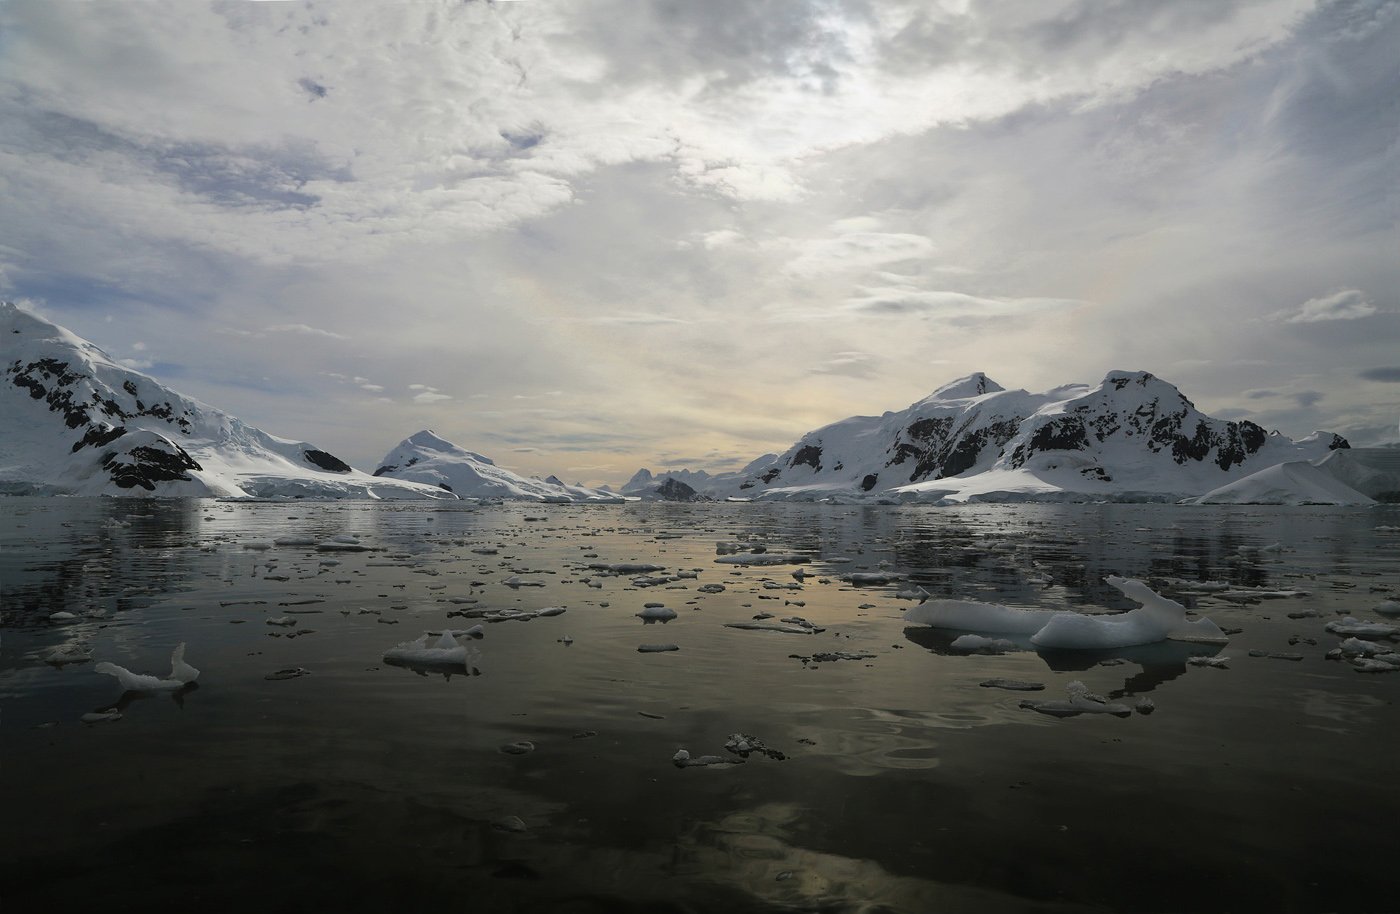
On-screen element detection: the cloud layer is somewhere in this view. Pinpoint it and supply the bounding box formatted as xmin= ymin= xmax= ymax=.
xmin=2 ymin=0 xmax=1397 ymax=481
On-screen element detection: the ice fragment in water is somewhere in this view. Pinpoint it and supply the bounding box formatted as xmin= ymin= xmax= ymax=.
xmin=81 ymin=709 xmax=122 ymax=723
xmin=48 ymin=611 xmax=78 ymax=622
xmin=636 ymin=605 xmax=677 ymax=623
xmin=264 ymin=668 xmax=311 ymax=681
xmin=1324 ymin=617 xmax=1398 ymax=639
xmin=905 ymin=577 xmax=1227 ymax=649
xmin=1373 ymin=600 xmax=1400 ymax=616
xmin=382 ymin=630 xmax=480 ymax=670
xmin=273 ymin=535 xmax=317 ymax=546
xmin=1019 ymin=681 xmax=1133 ymax=718
xmin=672 ymin=749 xmax=743 ymax=768
xmin=94 ymin=643 xmax=200 ymax=692
xmin=45 ymin=642 xmax=92 ymax=665
xmin=637 ymin=643 xmax=680 ymax=652
xmin=1187 ymin=656 xmax=1230 ymax=669
xmin=979 ymin=678 xmax=1045 ymax=691
xmin=500 ymin=740 xmax=534 ymax=755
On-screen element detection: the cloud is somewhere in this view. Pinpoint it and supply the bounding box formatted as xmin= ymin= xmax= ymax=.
xmin=409 ymin=383 xmax=451 ymax=403
xmin=841 ymin=288 xmax=1080 ymax=321
xmin=780 ymin=231 xmax=936 ymax=278
xmin=1280 ymin=289 xmax=1378 ymax=323
xmin=265 ymin=323 xmax=346 ymax=339
xmin=809 ymin=350 xmax=882 ymax=379
xmin=1358 ymin=367 xmax=1400 ymax=382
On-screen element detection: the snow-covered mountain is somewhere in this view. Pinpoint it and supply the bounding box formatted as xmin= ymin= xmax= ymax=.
xmin=0 ymin=302 xmax=453 ymax=499
xmin=666 ymin=371 xmax=1351 ymax=503
xmin=373 ymin=430 xmax=624 ymax=502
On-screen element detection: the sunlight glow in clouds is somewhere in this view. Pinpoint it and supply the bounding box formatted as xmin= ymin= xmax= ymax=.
xmin=1 ymin=0 xmax=1396 ymax=481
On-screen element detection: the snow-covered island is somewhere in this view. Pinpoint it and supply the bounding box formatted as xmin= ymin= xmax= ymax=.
xmin=2 ymin=301 xmax=1388 ymax=504
xmin=628 ymin=372 xmax=1381 ymax=505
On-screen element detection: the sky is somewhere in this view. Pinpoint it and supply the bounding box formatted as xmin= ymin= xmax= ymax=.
xmin=1 ymin=0 xmax=1396 ymax=486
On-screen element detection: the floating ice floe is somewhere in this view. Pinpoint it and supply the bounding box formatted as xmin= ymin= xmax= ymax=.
xmin=724 ymin=733 xmax=786 ymax=760
xmin=502 ymin=575 xmax=546 ymax=588
xmin=1187 ymin=656 xmax=1230 ymax=669
xmin=725 ymin=617 xmax=824 ymax=634
xmin=841 ymin=572 xmax=906 ymax=586
xmin=588 ymin=562 xmax=665 ymax=574
xmin=1372 ymin=601 xmax=1400 ymax=617
xmin=1018 ymin=681 xmax=1135 ymax=718
xmin=94 ymin=643 xmax=200 ymax=692
xmin=714 ymin=553 xmax=809 ymax=566
xmin=49 ymin=611 xmax=78 ymax=622
xmin=636 ymin=604 xmax=677 ymax=623
xmin=1324 ymin=617 xmax=1399 ymax=639
xmin=45 ymin=642 xmax=92 ymax=665
xmin=903 ymin=576 xmax=1227 ymax=649
xmin=638 ymin=643 xmax=680 ymax=652
xmin=272 ymin=535 xmax=317 ymax=546
xmin=673 ymin=749 xmax=743 ymax=768
xmin=81 ymin=709 xmax=123 ymax=724
xmin=979 ymin=678 xmax=1044 ymax=691
xmin=382 ymin=630 xmax=481 ymax=673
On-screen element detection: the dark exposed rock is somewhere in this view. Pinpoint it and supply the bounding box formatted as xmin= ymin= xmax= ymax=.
xmin=101 ymin=440 xmax=202 ymax=490
xmin=71 ymin=424 xmax=126 ymax=453
xmin=759 ymin=467 xmax=782 ymax=484
xmin=371 ymin=464 xmax=397 ymax=477
xmin=790 ymin=444 xmax=823 ymax=471
xmin=303 ymin=449 xmax=352 ymax=473
xmin=860 ymin=473 xmax=879 ymax=491
xmin=651 ymin=477 xmax=705 ymax=502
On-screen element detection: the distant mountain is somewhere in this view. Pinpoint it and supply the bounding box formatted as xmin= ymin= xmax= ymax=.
xmin=661 ymin=370 xmax=1350 ymax=503
xmin=373 ymin=430 xmax=623 ymax=502
xmin=0 ymin=302 xmax=453 ymax=499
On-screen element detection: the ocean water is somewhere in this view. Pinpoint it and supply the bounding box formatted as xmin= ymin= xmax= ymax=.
xmin=2 ymin=497 xmax=1398 ymax=913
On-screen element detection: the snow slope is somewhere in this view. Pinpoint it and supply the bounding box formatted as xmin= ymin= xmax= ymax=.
xmin=1185 ymin=461 xmax=1375 ymax=505
xmin=669 ymin=371 xmax=1350 ymax=503
xmin=0 ymin=302 xmax=454 ymax=499
xmin=373 ymin=430 xmax=624 ymax=502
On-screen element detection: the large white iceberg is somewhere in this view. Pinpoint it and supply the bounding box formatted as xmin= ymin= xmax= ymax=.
xmin=903 ymin=577 xmax=1227 ymax=649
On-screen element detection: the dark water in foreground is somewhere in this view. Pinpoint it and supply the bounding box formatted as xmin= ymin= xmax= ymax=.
xmin=2 ymin=498 xmax=1398 ymax=913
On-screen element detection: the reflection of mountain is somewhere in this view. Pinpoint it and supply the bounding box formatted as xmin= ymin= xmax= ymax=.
xmin=2 ymin=498 xmax=206 ymax=624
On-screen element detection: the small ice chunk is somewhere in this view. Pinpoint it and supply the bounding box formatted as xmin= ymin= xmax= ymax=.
xmin=725 ymin=620 xmax=823 ymax=634
xmin=1324 ymin=617 xmax=1399 ymax=638
xmin=1186 ymin=656 xmax=1230 ymax=668
xmin=1373 ymin=600 xmax=1400 ymax=617
xmin=979 ymin=678 xmax=1045 ymax=691
xmin=45 ymin=642 xmax=92 ymax=665
xmin=264 ymin=668 xmax=311 ymax=681
xmin=536 ymin=606 xmax=567 ymax=617
xmin=243 ymin=541 xmax=273 ymax=550
xmin=266 ymin=616 xmax=296 ymax=627
xmin=638 ymin=643 xmax=680 ymax=652
xmin=502 ymin=575 xmax=546 ymax=588
xmin=94 ymin=643 xmax=200 ymax=692
xmin=49 ymin=611 xmax=78 ymax=622
xmin=499 ymin=740 xmax=535 ymax=755
xmin=273 ymin=535 xmax=317 ymax=546
xmin=81 ymin=709 xmax=123 ymax=723
xmin=672 ymin=749 xmax=743 ymax=768
xmin=841 ymin=572 xmax=906 ymax=586
xmin=714 ymin=553 xmax=809 ymax=566
xmin=1019 ymin=680 xmax=1133 ymax=718
xmin=636 ymin=605 xmax=677 ymax=623
xmin=383 ymin=630 xmax=480 ymax=668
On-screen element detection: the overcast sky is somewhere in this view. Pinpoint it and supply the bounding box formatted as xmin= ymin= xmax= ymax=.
xmin=2 ymin=0 xmax=1396 ymax=484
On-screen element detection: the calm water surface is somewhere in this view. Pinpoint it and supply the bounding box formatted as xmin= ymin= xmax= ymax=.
xmin=3 ymin=498 xmax=1398 ymax=913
